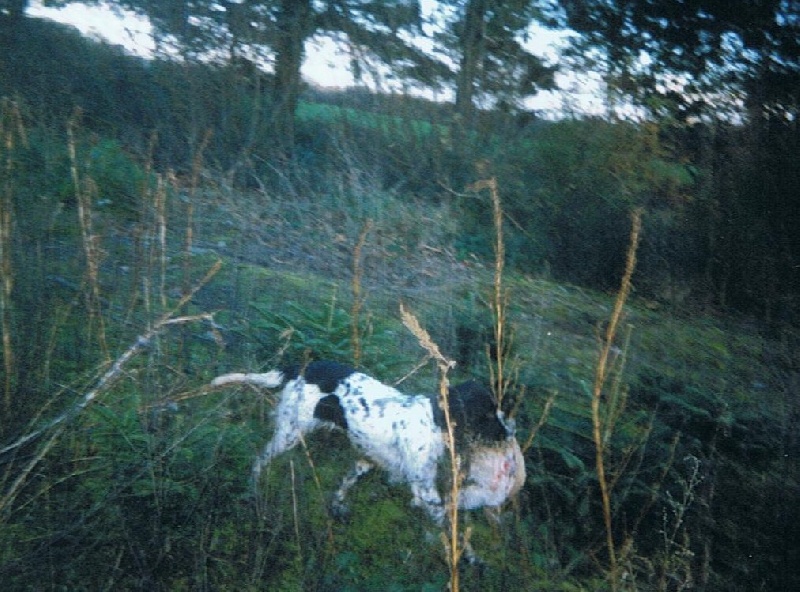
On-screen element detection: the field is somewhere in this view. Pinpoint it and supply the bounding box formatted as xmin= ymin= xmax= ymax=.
xmin=1 ymin=130 xmax=796 ymax=590
xmin=1 ymin=19 xmax=798 ymax=588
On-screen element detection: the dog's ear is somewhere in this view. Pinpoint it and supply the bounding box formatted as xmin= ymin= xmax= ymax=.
xmin=314 ymin=394 xmax=348 ymax=430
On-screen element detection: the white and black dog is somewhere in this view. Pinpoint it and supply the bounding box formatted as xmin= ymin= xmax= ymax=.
xmin=212 ymin=361 xmax=525 ymax=524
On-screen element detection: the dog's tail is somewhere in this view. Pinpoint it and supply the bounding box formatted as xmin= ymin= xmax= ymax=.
xmin=211 ymin=370 xmax=285 ymax=389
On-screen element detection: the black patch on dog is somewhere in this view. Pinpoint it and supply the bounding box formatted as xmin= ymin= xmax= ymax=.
xmin=433 ymin=380 xmax=509 ymax=443
xmin=314 ymin=394 xmax=348 ymax=430
xmin=283 ymin=360 xmax=356 ymax=394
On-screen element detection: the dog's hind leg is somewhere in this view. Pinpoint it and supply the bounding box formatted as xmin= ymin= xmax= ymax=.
xmin=252 ymin=378 xmax=324 ymax=481
xmin=331 ymin=459 xmax=374 ymax=518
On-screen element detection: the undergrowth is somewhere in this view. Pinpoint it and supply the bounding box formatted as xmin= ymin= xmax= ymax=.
xmin=0 ymin=102 xmax=797 ymax=591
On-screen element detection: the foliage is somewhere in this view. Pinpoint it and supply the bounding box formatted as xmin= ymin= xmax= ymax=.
xmin=448 ymin=118 xmax=694 ymax=292
xmin=560 ymin=0 xmax=800 ymax=121
xmin=433 ymin=0 xmax=558 ymax=119
xmin=0 ymin=16 xmax=160 ymax=135
xmin=1 ymin=14 xmax=799 ymax=591
xmin=7 ymin=15 xmax=795 ymax=324
xmin=246 ymin=297 xmax=415 ymax=377
xmin=1 ymin=126 xmax=798 ymax=589
xmin=116 ymin=0 xmax=438 ymax=154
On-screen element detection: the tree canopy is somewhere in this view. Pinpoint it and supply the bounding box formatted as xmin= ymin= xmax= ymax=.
xmin=115 ymin=0 xmax=437 ymax=153
xmin=561 ymin=0 xmax=800 ymax=120
xmin=433 ymin=0 xmax=557 ymax=121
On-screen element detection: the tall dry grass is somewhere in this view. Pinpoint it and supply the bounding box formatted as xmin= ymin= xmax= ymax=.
xmin=1 ymin=114 xmax=223 ymax=521
xmin=592 ymin=207 xmax=642 ymax=590
xmin=400 ymin=303 xmax=465 ymax=592
xmin=0 ymin=99 xmax=26 ymax=417
xmin=67 ymin=110 xmax=109 ymax=360
xmin=351 ymin=219 xmax=372 ymax=367
xmin=468 ymin=177 xmax=513 ymax=408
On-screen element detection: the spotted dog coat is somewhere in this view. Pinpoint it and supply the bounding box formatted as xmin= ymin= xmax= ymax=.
xmin=213 ymin=361 xmax=525 ymax=523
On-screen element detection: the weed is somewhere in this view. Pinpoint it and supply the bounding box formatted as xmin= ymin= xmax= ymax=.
xmin=400 ymin=302 xmax=463 ymax=592
xmin=0 ymin=98 xmax=26 ymax=415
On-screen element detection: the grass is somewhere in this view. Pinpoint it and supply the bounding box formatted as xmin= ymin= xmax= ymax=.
xmin=0 ymin=124 xmax=796 ymax=589
xmin=296 ymin=101 xmax=440 ymax=137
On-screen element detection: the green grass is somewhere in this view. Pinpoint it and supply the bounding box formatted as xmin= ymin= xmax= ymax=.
xmin=1 ymin=152 xmax=795 ymax=590
xmin=297 ymin=100 xmax=439 ymax=136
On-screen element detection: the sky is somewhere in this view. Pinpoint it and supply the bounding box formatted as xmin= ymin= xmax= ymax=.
xmin=27 ymin=0 xmax=604 ymax=116
xmin=28 ymin=1 xmax=358 ymax=87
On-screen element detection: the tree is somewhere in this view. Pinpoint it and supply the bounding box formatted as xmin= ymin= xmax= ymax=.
xmin=560 ymin=0 xmax=800 ymax=321
xmin=560 ymin=0 xmax=799 ymax=121
xmin=117 ymin=0 xmax=434 ymax=155
xmin=0 ymin=0 xmax=26 ymax=22
xmin=434 ymin=0 xmax=557 ymax=122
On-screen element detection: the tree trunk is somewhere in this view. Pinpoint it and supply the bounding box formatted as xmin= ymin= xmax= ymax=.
xmin=271 ymin=0 xmax=313 ymax=157
xmin=454 ymin=0 xmax=488 ymax=125
xmin=1 ymin=0 xmax=27 ymax=21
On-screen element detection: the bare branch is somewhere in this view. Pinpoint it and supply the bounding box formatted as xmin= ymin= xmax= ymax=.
xmin=1 ymin=260 xmax=221 ymax=457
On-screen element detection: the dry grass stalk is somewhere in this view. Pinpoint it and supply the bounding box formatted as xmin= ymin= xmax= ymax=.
xmin=603 ymin=323 xmax=633 ymax=447
xmin=471 ymin=176 xmax=560 ymax=474
xmin=178 ymin=131 xmax=211 ymax=368
xmin=297 ymin=431 xmax=339 ymax=562
xmin=67 ymin=111 xmax=109 ymax=360
xmin=592 ymin=207 xmax=643 ymax=590
xmin=399 ymin=303 xmax=464 ymax=591
xmin=351 ymin=220 xmax=372 ymax=366
xmin=155 ymin=174 xmax=168 ymax=309
xmin=0 ymin=183 xmax=12 ymax=416
xmin=488 ymin=177 xmax=509 ymax=407
xmin=468 ymin=177 xmax=511 ymax=407
xmin=186 ymin=131 xmax=212 ymax=277
xmin=0 ymin=99 xmax=26 ymax=416
xmin=521 ymin=392 xmax=556 ymax=454
xmin=289 ymin=459 xmax=303 ymax=564
xmin=1 ymin=258 xmax=219 ymax=518
xmin=137 ymin=172 xmax=169 ymax=325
